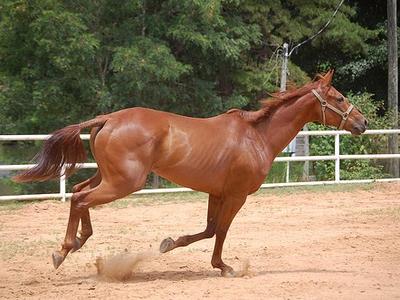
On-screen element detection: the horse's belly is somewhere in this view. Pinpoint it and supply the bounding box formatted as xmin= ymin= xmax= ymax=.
xmin=153 ymin=166 xmax=224 ymax=196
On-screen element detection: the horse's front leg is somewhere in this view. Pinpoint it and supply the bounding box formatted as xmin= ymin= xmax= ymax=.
xmin=160 ymin=195 xmax=221 ymax=253
xmin=210 ymin=195 xmax=246 ymax=277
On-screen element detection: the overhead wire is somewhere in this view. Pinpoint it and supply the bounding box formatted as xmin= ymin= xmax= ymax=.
xmin=288 ymin=0 xmax=346 ymax=57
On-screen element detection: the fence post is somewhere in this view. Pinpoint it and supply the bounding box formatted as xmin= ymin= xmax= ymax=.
xmin=60 ymin=166 xmax=66 ymax=202
xmin=335 ymin=133 xmax=340 ymax=182
xmin=286 ymin=160 xmax=290 ymax=183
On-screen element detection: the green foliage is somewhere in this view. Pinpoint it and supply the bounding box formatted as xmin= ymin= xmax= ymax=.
xmin=0 ymin=141 xmax=59 ymax=194
xmin=0 ymin=0 xmax=100 ymax=132
xmin=0 ymin=0 xmax=379 ymax=134
xmin=0 ymin=0 xmax=392 ymax=195
xmin=309 ymin=93 xmax=392 ymax=180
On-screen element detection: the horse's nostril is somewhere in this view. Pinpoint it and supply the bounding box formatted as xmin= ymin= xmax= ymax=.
xmin=364 ymin=119 xmax=368 ymax=126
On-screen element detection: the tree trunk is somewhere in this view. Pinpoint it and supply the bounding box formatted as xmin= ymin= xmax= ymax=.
xmin=387 ymin=0 xmax=399 ymax=177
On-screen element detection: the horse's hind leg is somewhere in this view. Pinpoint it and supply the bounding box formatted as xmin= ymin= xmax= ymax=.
xmin=160 ymin=195 xmax=222 ymax=253
xmin=72 ymin=171 xmax=101 ymax=193
xmin=73 ymin=125 xmax=103 ymax=193
xmin=70 ymin=171 xmax=102 ymax=252
xmin=71 ymin=209 xmax=92 ymax=253
xmin=52 ymin=189 xmax=88 ymax=269
xmin=71 ymin=126 xmax=104 ymax=249
xmin=52 ymin=161 xmax=149 ymax=269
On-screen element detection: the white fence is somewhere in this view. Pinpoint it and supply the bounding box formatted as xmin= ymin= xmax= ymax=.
xmin=1 ymin=129 xmax=400 ymax=201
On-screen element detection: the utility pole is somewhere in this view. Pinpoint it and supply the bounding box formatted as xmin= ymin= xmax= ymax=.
xmin=280 ymin=43 xmax=289 ymax=92
xmin=388 ymin=0 xmax=399 ymax=177
xmin=281 ymin=43 xmax=294 ymax=183
xmin=281 ymin=43 xmax=309 ymax=181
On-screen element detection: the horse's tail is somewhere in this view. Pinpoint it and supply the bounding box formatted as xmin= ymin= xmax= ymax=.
xmin=12 ymin=116 xmax=108 ymax=183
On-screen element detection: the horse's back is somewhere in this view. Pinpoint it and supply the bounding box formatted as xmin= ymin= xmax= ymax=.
xmin=104 ymin=106 xmax=232 ymax=139
xmin=92 ymin=106 xmax=224 ymax=163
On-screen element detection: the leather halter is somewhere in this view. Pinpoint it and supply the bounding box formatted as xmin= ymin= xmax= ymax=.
xmin=311 ymin=89 xmax=354 ymax=130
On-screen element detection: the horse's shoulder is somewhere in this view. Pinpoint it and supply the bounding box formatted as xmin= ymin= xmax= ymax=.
xmin=225 ymin=108 xmax=264 ymax=123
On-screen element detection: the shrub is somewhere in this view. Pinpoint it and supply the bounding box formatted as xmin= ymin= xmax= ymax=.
xmin=309 ymin=92 xmax=392 ymax=180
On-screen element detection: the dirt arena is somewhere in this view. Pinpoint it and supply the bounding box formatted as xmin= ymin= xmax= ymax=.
xmin=0 ymin=182 xmax=399 ymax=299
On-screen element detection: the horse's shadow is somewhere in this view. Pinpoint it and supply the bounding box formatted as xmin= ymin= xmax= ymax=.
xmin=57 ymin=268 xmax=351 ymax=286
xmin=125 ymin=269 xmax=220 ymax=283
xmin=126 ymin=268 xmax=351 ymax=283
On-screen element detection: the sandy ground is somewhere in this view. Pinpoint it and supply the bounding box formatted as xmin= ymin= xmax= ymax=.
xmin=0 ymin=183 xmax=399 ymax=299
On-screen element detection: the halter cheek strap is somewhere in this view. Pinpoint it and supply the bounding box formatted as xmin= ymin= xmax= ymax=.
xmin=311 ymin=89 xmax=354 ymax=130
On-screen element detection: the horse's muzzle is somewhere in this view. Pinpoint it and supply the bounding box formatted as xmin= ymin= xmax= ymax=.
xmin=351 ymin=124 xmax=367 ymax=135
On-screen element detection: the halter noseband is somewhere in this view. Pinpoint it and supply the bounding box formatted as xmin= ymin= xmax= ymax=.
xmin=311 ymin=89 xmax=354 ymax=130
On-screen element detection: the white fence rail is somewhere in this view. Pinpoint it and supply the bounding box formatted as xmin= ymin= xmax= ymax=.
xmin=1 ymin=129 xmax=399 ymax=201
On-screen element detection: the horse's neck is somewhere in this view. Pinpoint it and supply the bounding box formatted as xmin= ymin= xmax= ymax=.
xmin=258 ymin=94 xmax=317 ymax=158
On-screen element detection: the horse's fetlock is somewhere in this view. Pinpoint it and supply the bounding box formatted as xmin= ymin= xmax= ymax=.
xmin=211 ymin=258 xmax=223 ymax=269
xmin=62 ymin=240 xmax=75 ymax=250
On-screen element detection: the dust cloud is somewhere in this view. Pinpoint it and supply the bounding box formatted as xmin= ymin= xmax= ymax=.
xmin=95 ymin=250 xmax=158 ymax=281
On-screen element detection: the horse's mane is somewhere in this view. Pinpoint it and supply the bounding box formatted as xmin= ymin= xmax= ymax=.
xmin=226 ymin=75 xmax=325 ymax=123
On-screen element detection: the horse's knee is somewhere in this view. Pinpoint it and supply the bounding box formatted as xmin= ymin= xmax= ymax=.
xmin=204 ymin=225 xmax=216 ymax=238
xmin=204 ymin=231 xmax=215 ymax=239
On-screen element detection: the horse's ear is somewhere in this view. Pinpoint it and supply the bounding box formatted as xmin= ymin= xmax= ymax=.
xmin=321 ymin=69 xmax=334 ymax=86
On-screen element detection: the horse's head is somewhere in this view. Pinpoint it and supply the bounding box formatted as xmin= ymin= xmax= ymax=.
xmin=312 ymin=70 xmax=367 ymax=135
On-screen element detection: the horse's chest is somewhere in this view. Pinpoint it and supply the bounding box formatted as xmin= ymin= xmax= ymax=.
xmin=224 ymin=154 xmax=269 ymax=192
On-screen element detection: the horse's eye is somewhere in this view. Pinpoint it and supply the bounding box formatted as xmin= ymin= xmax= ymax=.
xmin=336 ymin=96 xmax=344 ymax=102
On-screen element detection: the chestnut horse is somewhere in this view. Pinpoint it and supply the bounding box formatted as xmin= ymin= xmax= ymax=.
xmin=14 ymin=70 xmax=367 ymax=276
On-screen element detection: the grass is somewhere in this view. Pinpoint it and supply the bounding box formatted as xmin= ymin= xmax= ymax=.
xmin=0 ymin=239 xmax=58 ymax=261
xmin=361 ymin=207 xmax=400 ymax=220
xmin=256 ymin=182 xmax=376 ymax=196
xmin=108 ymin=191 xmax=207 ymax=209
xmin=0 ymin=200 xmax=33 ymax=211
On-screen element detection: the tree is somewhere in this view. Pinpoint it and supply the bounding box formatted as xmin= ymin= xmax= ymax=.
xmin=0 ymin=0 xmax=393 ymax=194
xmin=0 ymin=0 xmax=379 ymax=135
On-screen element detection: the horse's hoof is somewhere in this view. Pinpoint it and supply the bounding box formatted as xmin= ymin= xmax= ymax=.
xmin=221 ymin=267 xmax=235 ymax=278
xmin=159 ymin=237 xmax=175 ymax=253
xmin=52 ymin=251 xmax=65 ymax=270
xmin=70 ymin=238 xmax=81 ymax=253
